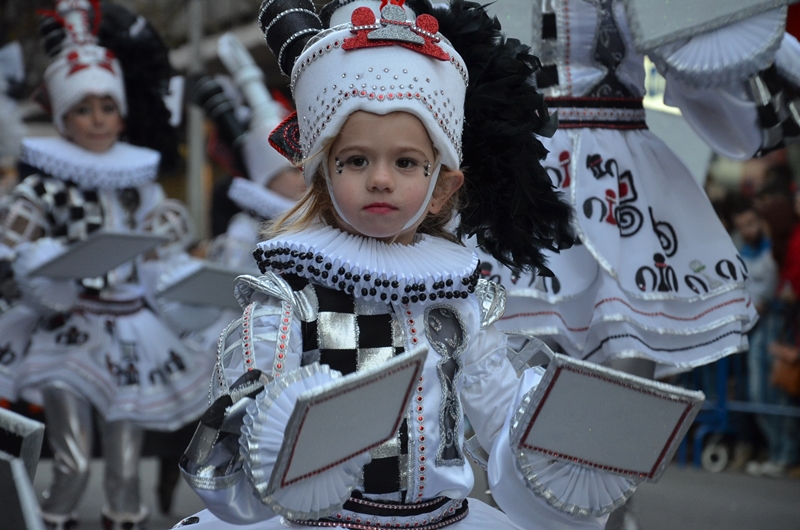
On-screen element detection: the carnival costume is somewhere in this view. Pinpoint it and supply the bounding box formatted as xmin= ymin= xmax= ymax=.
xmin=466 ymin=0 xmax=800 ymax=377
xmin=0 ymin=2 xmax=210 ymax=527
xmin=174 ymin=1 xmax=659 ymax=529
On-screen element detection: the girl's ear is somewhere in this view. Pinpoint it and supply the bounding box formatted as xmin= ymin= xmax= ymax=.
xmin=428 ymin=168 xmax=464 ymax=215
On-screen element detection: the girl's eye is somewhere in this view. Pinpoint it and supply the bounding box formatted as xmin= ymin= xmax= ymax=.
xmin=346 ymin=156 xmax=368 ymax=168
xmin=396 ymin=158 xmax=418 ymax=170
xmin=102 ymin=103 xmax=117 ymax=113
xmin=73 ymin=105 xmax=91 ymax=116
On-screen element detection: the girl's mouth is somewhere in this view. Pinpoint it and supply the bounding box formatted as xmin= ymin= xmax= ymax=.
xmin=364 ymin=202 xmax=397 ymax=213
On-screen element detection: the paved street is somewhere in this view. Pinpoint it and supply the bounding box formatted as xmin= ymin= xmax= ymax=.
xmin=29 ymin=457 xmax=800 ymax=529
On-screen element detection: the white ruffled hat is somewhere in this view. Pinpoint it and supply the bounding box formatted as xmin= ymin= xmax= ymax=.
xmin=262 ymin=0 xmax=468 ymax=184
xmin=42 ymin=0 xmax=127 ymax=134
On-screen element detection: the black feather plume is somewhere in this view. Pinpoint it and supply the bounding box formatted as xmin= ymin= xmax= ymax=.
xmin=406 ymin=0 xmax=575 ymax=276
xmin=96 ymin=2 xmax=179 ymax=171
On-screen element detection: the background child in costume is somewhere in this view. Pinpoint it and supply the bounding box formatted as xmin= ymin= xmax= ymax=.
xmin=171 ymin=1 xmax=691 ymax=529
xmin=191 ymin=32 xmax=305 ymax=353
xmin=0 ymin=2 xmax=211 ymax=528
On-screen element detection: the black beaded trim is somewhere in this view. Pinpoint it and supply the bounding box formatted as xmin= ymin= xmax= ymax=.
xmin=290 ymin=499 xmax=469 ymax=530
xmin=343 ymin=495 xmax=451 ymax=517
xmin=253 ymin=246 xmax=480 ymax=304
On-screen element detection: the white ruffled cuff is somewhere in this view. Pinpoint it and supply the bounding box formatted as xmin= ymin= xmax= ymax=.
xmin=240 ymin=364 xmax=371 ymax=520
xmin=649 ymin=8 xmax=786 ymax=89
xmin=12 ymin=238 xmax=78 ymax=313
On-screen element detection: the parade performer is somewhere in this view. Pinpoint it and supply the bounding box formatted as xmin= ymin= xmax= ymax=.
xmin=172 ymin=1 xmax=669 ymax=529
xmin=468 ymin=0 xmax=800 ymax=381
xmin=187 ymin=33 xmax=305 ymax=354
xmin=0 ymin=2 xmax=211 ymax=528
xmin=202 ymin=32 xmax=305 ymax=275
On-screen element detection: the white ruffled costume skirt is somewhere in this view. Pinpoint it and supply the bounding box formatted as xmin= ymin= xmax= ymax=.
xmin=479 ymin=127 xmax=757 ymax=377
xmin=0 ymin=304 xmax=40 ymax=402
xmin=6 ymin=304 xmax=212 ymax=430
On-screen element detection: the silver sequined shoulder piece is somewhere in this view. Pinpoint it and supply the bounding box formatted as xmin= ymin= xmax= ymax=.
xmin=233 ymin=272 xmax=297 ymax=312
xmin=234 ymin=272 xmax=319 ymax=322
xmin=474 ymin=279 xmax=506 ymax=328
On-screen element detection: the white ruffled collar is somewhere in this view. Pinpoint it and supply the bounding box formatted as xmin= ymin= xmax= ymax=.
xmin=227 ymin=177 xmax=296 ymax=220
xmin=20 ymin=136 xmax=160 ymax=189
xmin=255 ymin=224 xmax=480 ymax=304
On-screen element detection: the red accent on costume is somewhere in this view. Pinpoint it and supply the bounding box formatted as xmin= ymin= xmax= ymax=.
xmin=342 ymin=7 xmax=450 ymax=61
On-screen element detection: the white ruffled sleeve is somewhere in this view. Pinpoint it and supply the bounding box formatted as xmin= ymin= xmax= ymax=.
xmin=661 ymin=79 xmax=762 ymax=160
xmin=653 ymin=10 xmax=799 ymax=160
xmin=460 ymin=326 xmax=518 ymax=454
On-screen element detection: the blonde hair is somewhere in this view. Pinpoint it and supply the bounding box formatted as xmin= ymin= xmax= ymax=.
xmin=263 ymin=164 xmax=462 ymax=244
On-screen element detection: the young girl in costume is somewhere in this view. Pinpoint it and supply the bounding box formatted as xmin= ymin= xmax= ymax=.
xmin=174 ymin=1 xmax=669 ymax=529
xmin=0 ymin=2 xmax=211 ymax=528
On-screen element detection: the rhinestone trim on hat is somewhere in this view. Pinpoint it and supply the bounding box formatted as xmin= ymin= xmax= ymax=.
xmin=299 ymin=83 xmax=463 ymax=162
xmin=264 ymin=8 xmax=318 ymax=35
xmin=290 ymin=35 xmax=468 ymax=92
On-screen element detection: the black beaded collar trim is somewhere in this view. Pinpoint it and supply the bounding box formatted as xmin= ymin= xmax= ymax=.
xmin=253 ymin=246 xmax=480 ymax=305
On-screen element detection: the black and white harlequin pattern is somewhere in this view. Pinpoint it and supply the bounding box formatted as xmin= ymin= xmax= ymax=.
xmin=283 ymin=273 xmax=410 ymax=495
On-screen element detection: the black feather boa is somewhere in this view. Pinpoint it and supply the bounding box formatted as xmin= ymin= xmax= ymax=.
xmin=96 ymin=2 xmax=179 ymax=171
xmin=406 ymin=0 xmax=575 ymax=276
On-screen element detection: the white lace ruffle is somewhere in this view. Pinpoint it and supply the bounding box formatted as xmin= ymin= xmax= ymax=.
xmin=649 ymin=8 xmax=786 ymax=89
xmin=20 ymin=137 xmax=159 ymax=189
xmin=227 ymin=177 xmax=296 ymax=220
xmin=511 ymin=386 xmax=639 ymax=517
xmin=12 ymin=238 xmax=78 ymax=313
xmin=256 ymin=224 xmax=479 ymax=304
xmin=240 ymin=364 xmax=370 ymax=520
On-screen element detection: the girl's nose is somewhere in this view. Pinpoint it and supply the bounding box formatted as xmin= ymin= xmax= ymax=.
xmin=92 ymin=108 xmax=105 ymax=125
xmin=367 ymin=162 xmax=394 ymax=191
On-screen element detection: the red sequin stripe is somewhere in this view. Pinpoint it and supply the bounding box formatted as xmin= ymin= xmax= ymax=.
xmin=273 ymin=301 xmax=293 ymax=378
xmin=401 ymin=303 xmax=429 ymax=500
xmin=242 ymin=302 xmax=256 ymax=371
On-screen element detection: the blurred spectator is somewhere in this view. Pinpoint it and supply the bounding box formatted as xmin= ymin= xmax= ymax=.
xmin=726 ymin=198 xmax=778 ymax=471
xmin=754 ymin=167 xmax=797 ymax=271
xmin=741 ymin=185 xmax=800 ymax=477
xmin=732 ymin=198 xmax=778 ymax=316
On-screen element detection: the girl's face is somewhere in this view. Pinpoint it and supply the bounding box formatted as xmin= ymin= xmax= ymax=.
xmin=327 ymin=111 xmax=460 ymax=244
xmin=62 ymin=95 xmax=124 ymax=153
